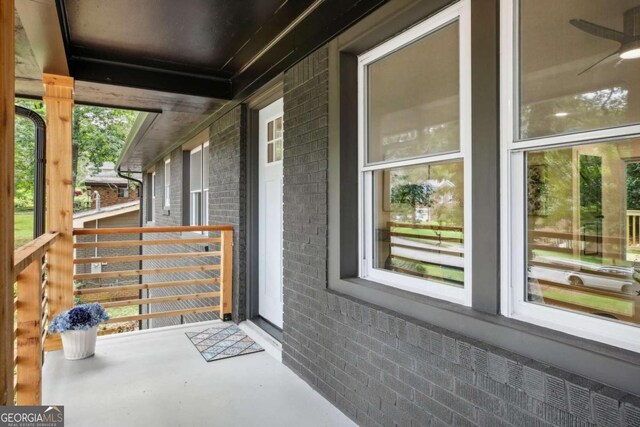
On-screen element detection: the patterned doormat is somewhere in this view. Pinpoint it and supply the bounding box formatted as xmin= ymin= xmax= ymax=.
xmin=186 ymin=323 xmax=264 ymax=362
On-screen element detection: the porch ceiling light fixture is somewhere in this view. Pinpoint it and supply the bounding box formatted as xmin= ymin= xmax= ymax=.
xmin=570 ymin=6 xmax=640 ymax=74
xmin=554 ymin=112 xmax=569 ymax=118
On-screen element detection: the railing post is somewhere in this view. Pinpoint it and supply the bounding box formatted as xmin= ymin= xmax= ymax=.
xmin=43 ymin=74 xmax=75 ymax=321
xmin=16 ymin=261 xmax=43 ymax=405
xmin=0 ymin=0 xmax=16 ymax=406
xmin=219 ymin=230 xmax=233 ymax=321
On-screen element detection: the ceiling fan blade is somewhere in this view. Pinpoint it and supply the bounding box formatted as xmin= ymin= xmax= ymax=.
xmin=570 ymin=19 xmax=626 ymax=43
xmin=577 ymin=50 xmax=620 ymax=75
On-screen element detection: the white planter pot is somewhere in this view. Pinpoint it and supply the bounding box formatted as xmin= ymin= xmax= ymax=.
xmin=61 ymin=326 xmax=98 ymax=360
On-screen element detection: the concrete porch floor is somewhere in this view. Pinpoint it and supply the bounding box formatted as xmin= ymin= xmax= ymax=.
xmin=43 ymin=321 xmax=355 ymax=427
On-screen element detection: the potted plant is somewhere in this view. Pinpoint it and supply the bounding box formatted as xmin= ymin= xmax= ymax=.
xmin=48 ymin=303 xmax=109 ymax=360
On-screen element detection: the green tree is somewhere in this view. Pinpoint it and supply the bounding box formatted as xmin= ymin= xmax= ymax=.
xmin=14 ymin=99 xmax=137 ymax=201
xmin=71 ymin=106 xmax=137 ymax=187
xmin=627 ymin=162 xmax=640 ymax=210
xmin=391 ymin=182 xmax=434 ymax=224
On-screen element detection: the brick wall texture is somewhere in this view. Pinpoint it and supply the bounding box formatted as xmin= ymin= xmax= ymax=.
xmin=209 ymin=105 xmax=247 ymax=323
xmin=280 ymin=46 xmax=640 ymax=427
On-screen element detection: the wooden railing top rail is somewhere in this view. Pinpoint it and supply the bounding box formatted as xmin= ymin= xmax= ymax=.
xmin=387 ymin=221 xmax=463 ymax=232
xmin=73 ymin=224 xmax=233 ymax=235
xmin=13 ymin=232 xmax=59 ymax=277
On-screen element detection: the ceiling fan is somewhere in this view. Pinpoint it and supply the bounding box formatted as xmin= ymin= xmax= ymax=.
xmin=570 ymin=5 xmax=640 ymax=75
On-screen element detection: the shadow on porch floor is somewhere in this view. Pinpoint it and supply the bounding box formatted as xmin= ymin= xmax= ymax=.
xmin=43 ymin=321 xmax=354 ymax=427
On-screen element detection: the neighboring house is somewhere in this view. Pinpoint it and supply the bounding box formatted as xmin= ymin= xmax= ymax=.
xmin=73 ymin=201 xmax=141 ymax=311
xmin=84 ymin=162 xmax=139 ymax=209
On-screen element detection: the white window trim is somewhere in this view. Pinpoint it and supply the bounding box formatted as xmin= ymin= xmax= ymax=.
xmin=189 ymin=142 xmax=210 ymax=230
xmin=499 ymin=0 xmax=640 ymax=353
xmin=164 ymin=158 xmax=171 ymax=208
xmin=357 ymin=0 xmax=472 ymax=306
xmin=150 ymin=171 xmax=156 ymax=223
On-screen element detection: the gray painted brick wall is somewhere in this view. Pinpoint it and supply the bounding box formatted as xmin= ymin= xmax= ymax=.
xmin=209 ymin=105 xmax=247 ymax=323
xmin=281 ymin=46 xmax=640 ymax=427
xmin=140 ymin=105 xmax=247 ymax=327
xmin=143 ymin=148 xmax=220 ymax=328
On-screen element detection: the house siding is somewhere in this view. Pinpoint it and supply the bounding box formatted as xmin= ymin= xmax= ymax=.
xmin=280 ymin=46 xmax=640 ymax=427
xmin=86 ymin=185 xmax=139 ymax=209
xmin=75 ymin=210 xmax=140 ymax=303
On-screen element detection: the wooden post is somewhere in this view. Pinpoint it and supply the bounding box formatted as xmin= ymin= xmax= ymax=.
xmin=0 ymin=0 xmax=15 ymax=406
xmin=43 ymin=74 xmax=74 ymax=320
xmin=219 ymin=230 xmax=233 ymax=321
xmin=16 ymin=261 xmax=43 ymax=405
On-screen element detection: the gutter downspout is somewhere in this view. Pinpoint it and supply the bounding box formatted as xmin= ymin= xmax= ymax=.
xmin=117 ymin=168 xmax=145 ymax=329
xmin=15 ymin=105 xmax=46 ymax=238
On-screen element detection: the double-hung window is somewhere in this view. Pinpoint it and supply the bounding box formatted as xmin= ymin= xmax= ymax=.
xmin=164 ymin=158 xmax=171 ymax=208
xmin=501 ymin=0 xmax=640 ymax=351
xmin=358 ymin=1 xmax=472 ymax=305
xmin=189 ymin=142 xmax=209 ymax=227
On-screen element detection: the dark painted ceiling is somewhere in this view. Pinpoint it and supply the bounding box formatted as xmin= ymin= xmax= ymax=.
xmin=62 ymin=0 xmax=313 ymax=76
xmin=16 ymin=0 xmax=389 ymax=170
xmin=58 ymin=0 xmax=316 ymax=98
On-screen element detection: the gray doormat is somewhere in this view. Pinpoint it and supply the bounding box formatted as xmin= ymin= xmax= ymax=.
xmin=186 ymin=323 xmax=264 ymax=362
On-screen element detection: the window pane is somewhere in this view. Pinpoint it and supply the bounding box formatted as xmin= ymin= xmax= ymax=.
xmin=519 ymin=0 xmax=640 ymax=139
xmin=367 ymin=21 xmax=460 ymax=164
xmin=190 ymin=149 xmax=202 ymax=192
xmin=526 ymin=138 xmax=640 ymax=326
xmin=373 ymin=160 xmax=464 ymax=287
xmin=191 ymin=192 xmax=202 ymax=226
xmin=202 ymin=144 xmax=209 ymax=190
xmin=275 ymin=139 xmax=283 ymax=161
xmin=203 ymin=190 xmax=209 ymax=226
xmin=267 ymin=142 xmax=274 ymax=163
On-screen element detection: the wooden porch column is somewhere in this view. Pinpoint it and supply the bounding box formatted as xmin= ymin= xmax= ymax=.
xmin=0 ymin=0 xmax=15 ymax=406
xmin=43 ymin=74 xmax=75 ymax=319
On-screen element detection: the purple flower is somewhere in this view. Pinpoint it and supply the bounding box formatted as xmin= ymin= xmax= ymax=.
xmin=48 ymin=303 xmax=110 ymax=334
xmin=68 ymin=307 xmax=92 ymax=327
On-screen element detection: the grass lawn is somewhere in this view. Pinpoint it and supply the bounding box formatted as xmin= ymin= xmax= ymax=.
xmin=14 ymin=211 xmax=34 ymax=248
xmin=106 ymin=305 xmax=139 ymax=319
xmin=540 ymin=286 xmax=633 ymax=317
xmin=391 ymin=226 xmax=463 ymax=240
xmin=391 ymin=257 xmax=464 ymax=284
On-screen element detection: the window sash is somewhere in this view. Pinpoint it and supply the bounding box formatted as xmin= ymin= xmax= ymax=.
xmin=164 ymin=159 xmax=170 ymax=207
xmin=500 ymin=0 xmax=640 ymax=352
xmin=188 ymin=143 xmax=209 ymax=229
xmin=358 ymin=0 xmax=472 ymax=305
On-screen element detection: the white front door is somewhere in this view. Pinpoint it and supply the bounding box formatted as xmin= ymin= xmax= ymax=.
xmin=258 ymin=99 xmax=284 ymax=328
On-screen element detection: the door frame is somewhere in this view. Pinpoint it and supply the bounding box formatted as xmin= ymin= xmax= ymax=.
xmin=246 ymin=77 xmax=284 ymax=341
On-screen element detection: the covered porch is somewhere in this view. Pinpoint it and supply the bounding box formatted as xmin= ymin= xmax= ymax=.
xmin=42 ymin=321 xmax=353 ymax=426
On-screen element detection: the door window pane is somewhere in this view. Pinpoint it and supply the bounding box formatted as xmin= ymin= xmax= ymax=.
xmin=526 ymin=138 xmax=640 ymax=326
xmin=367 ymin=21 xmax=460 ymax=163
xmin=519 ymin=0 xmax=640 ymax=139
xmin=373 ymin=160 xmax=464 ymax=287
